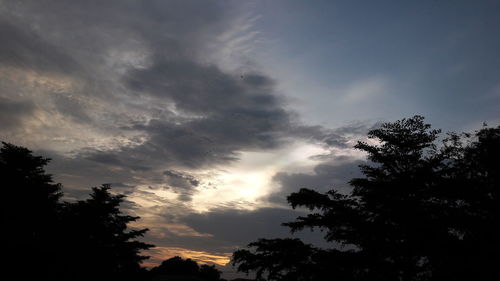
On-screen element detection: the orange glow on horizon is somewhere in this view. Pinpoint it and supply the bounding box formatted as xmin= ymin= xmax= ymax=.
xmin=144 ymin=246 xmax=232 ymax=268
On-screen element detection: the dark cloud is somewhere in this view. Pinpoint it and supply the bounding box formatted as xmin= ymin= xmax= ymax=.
xmin=0 ymin=0 xmax=364 ymax=177
xmin=51 ymin=94 xmax=92 ymax=123
xmin=163 ymin=170 xmax=199 ymax=201
xmin=164 ymin=170 xmax=199 ymax=188
xmin=79 ymin=149 xmax=153 ymax=172
xmin=125 ymin=60 xmax=278 ymax=114
xmin=0 ymin=0 xmax=235 ymax=69
xmin=39 ymin=149 xmax=142 ymax=192
xmin=0 ymin=0 xmax=303 ymax=172
xmin=1 ymin=1 xmax=369 ymax=271
xmin=321 ymin=121 xmax=381 ymax=148
xmin=77 ymin=60 xmax=296 ymax=170
xmin=270 ymin=157 xmax=365 ymax=205
xmin=181 ymin=207 xmax=329 ymax=251
xmin=0 ymin=97 xmax=34 ymax=129
xmin=0 ymin=18 xmax=78 ymax=74
xmin=289 ymin=121 xmax=379 ymax=150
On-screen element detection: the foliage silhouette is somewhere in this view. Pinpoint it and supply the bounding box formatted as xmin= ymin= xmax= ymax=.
xmin=0 ymin=142 xmax=153 ymax=281
xmin=233 ymin=116 xmax=500 ymax=281
xmin=199 ymin=263 xmax=224 ymax=281
xmin=1 ymin=142 xmax=63 ymax=279
xmin=56 ymin=184 xmax=153 ymax=281
xmin=150 ymin=256 xmax=223 ymax=281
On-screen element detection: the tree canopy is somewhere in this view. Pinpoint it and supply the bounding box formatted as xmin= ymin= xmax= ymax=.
xmin=150 ymin=256 xmax=223 ymax=281
xmin=1 ymin=142 xmax=63 ymax=279
xmin=0 ymin=142 xmax=152 ymax=281
xmin=233 ymin=116 xmax=500 ymax=281
xmin=56 ymin=184 xmax=153 ymax=281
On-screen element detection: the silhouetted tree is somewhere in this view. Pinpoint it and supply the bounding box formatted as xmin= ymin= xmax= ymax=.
xmin=199 ymin=264 xmax=223 ymax=281
xmin=431 ymin=126 xmax=500 ymax=280
xmin=150 ymin=256 xmax=224 ymax=281
xmin=151 ymin=256 xmax=200 ymax=276
xmin=0 ymin=142 xmax=62 ymax=278
xmin=57 ymin=185 xmax=153 ymax=281
xmin=0 ymin=142 xmax=153 ymax=281
xmin=233 ymin=116 xmax=500 ymax=281
xmin=233 ymin=238 xmax=317 ymax=281
xmin=200 ymin=264 xmax=221 ymax=281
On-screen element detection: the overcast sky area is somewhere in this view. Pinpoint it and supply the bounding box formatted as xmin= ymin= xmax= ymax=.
xmin=1 ymin=0 xmax=499 ymax=277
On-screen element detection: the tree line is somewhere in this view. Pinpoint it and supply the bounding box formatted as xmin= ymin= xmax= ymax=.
xmin=2 ymin=115 xmax=499 ymax=280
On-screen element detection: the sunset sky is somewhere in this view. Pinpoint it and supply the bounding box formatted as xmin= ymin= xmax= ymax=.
xmin=1 ymin=0 xmax=499 ymax=276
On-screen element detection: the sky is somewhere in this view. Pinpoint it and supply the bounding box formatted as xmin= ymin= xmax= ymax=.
xmin=1 ymin=0 xmax=499 ymax=277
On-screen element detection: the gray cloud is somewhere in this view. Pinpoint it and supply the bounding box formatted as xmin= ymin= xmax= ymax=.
xmin=0 ymin=0 xmax=241 ymax=116
xmin=0 ymin=97 xmax=34 ymax=129
xmin=163 ymin=170 xmax=199 ymax=201
xmin=51 ymin=94 xmax=92 ymax=124
xmin=0 ymin=0 xmax=372 ymax=271
xmin=122 ymin=66 xmax=292 ymax=168
xmin=0 ymin=18 xmax=78 ymax=74
xmin=164 ymin=170 xmax=199 ymax=188
xmin=270 ymin=157 xmax=365 ymax=205
xmin=125 ymin=60 xmax=278 ymax=114
xmin=0 ymin=0 xmax=300 ymax=172
xmin=39 ymin=149 xmax=143 ymax=194
xmin=0 ymin=0 xmax=364 ymax=179
xmin=181 ymin=207 xmax=329 ymax=252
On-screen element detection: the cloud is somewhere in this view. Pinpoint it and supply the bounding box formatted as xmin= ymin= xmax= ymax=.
xmin=0 ymin=97 xmax=34 ymax=129
xmin=182 ymin=207 xmax=329 ymax=249
xmin=164 ymin=170 xmax=199 ymax=188
xmin=0 ymin=1 xmax=375 ymax=273
xmin=163 ymin=170 xmax=200 ymax=201
xmin=0 ymin=18 xmax=78 ymax=74
xmin=51 ymin=94 xmax=92 ymax=124
xmin=269 ymin=157 xmax=365 ymax=205
xmin=0 ymin=0 xmax=292 ymax=178
xmin=183 ymin=208 xmax=297 ymax=245
xmin=0 ymin=0 xmax=306 ymax=171
xmin=110 ymin=63 xmax=294 ymax=169
xmin=0 ymin=0 xmax=367 ymax=177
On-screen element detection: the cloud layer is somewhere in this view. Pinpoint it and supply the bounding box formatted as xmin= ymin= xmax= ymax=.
xmin=0 ymin=0 xmax=372 ymax=269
